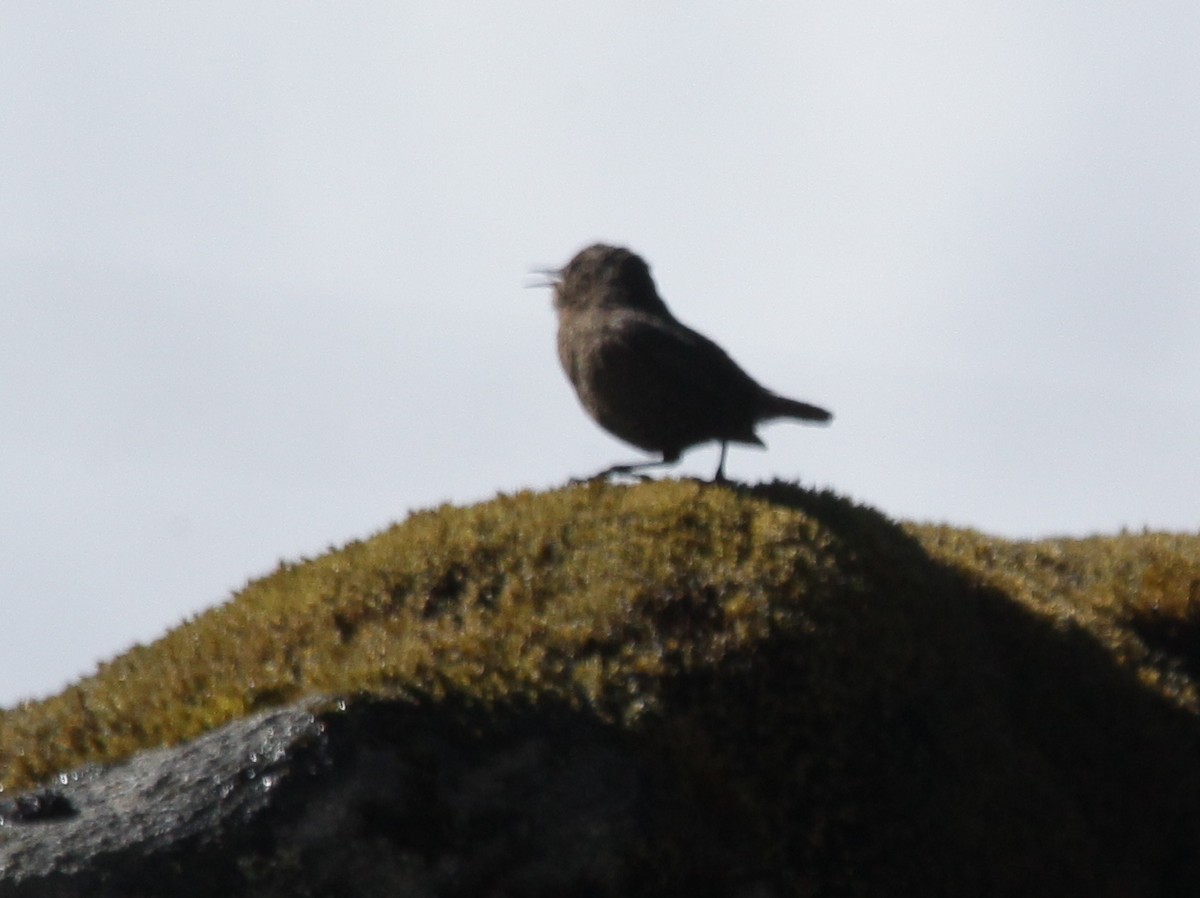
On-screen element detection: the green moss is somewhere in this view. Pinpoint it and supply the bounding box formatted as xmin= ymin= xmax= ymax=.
xmin=912 ymin=524 xmax=1200 ymax=710
xmin=0 ymin=480 xmax=832 ymax=786
xmin=2 ymin=480 xmax=1199 ymax=893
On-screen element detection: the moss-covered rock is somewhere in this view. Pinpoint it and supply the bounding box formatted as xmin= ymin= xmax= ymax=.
xmin=2 ymin=481 xmax=1198 ymax=895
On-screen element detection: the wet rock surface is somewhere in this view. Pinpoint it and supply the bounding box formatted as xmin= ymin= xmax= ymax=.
xmin=0 ymin=696 xmax=742 ymax=898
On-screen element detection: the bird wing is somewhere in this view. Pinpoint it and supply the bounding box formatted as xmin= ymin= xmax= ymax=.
xmin=584 ymin=312 xmax=764 ymax=452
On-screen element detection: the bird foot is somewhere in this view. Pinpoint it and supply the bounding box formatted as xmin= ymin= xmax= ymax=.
xmin=570 ymin=457 xmax=675 ymax=484
xmin=569 ymin=468 xmax=654 ymax=485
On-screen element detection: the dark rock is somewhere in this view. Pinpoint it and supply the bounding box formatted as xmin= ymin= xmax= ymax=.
xmin=0 ymin=790 xmax=77 ymax=826
xmin=0 ymin=696 xmax=750 ymax=898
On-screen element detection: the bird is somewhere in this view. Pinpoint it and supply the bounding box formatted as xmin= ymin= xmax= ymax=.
xmin=536 ymin=243 xmax=831 ymax=482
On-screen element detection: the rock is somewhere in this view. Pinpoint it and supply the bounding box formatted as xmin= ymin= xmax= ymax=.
xmin=0 ymin=695 xmax=750 ymax=898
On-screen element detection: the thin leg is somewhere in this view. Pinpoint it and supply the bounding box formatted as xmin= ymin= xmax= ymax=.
xmin=712 ymin=442 xmax=729 ymax=483
xmin=572 ymin=452 xmax=681 ymax=484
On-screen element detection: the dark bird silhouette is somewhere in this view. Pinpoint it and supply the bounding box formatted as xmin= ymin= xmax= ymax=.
xmin=539 ymin=244 xmax=832 ymax=482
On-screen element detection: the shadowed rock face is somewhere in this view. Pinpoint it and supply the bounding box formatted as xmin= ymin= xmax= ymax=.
xmin=0 ymin=696 xmax=744 ymax=898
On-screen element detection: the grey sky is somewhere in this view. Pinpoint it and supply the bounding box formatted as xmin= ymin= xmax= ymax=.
xmin=3 ymin=3 xmax=1198 ymax=705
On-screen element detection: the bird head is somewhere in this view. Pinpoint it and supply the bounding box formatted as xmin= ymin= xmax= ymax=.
xmin=533 ymin=244 xmax=669 ymax=317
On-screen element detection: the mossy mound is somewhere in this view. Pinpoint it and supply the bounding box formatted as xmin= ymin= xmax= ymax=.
xmin=2 ymin=481 xmax=1199 ymax=894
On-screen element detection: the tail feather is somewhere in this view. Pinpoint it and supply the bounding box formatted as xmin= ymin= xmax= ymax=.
xmin=761 ymin=392 xmax=833 ymax=424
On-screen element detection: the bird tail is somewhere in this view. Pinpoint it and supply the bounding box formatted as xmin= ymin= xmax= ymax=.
xmin=761 ymin=392 xmax=833 ymax=424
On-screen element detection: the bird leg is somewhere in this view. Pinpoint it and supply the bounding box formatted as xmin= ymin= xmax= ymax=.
xmin=712 ymin=442 xmax=729 ymax=484
xmin=571 ymin=444 xmax=734 ymax=485
xmin=572 ymin=452 xmax=680 ymax=484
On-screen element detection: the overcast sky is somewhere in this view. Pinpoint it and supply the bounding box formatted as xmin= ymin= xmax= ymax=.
xmin=3 ymin=3 xmax=1198 ymax=707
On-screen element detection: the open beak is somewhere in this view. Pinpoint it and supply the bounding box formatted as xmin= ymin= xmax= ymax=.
xmin=525 ymin=267 xmax=563 ymax=289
